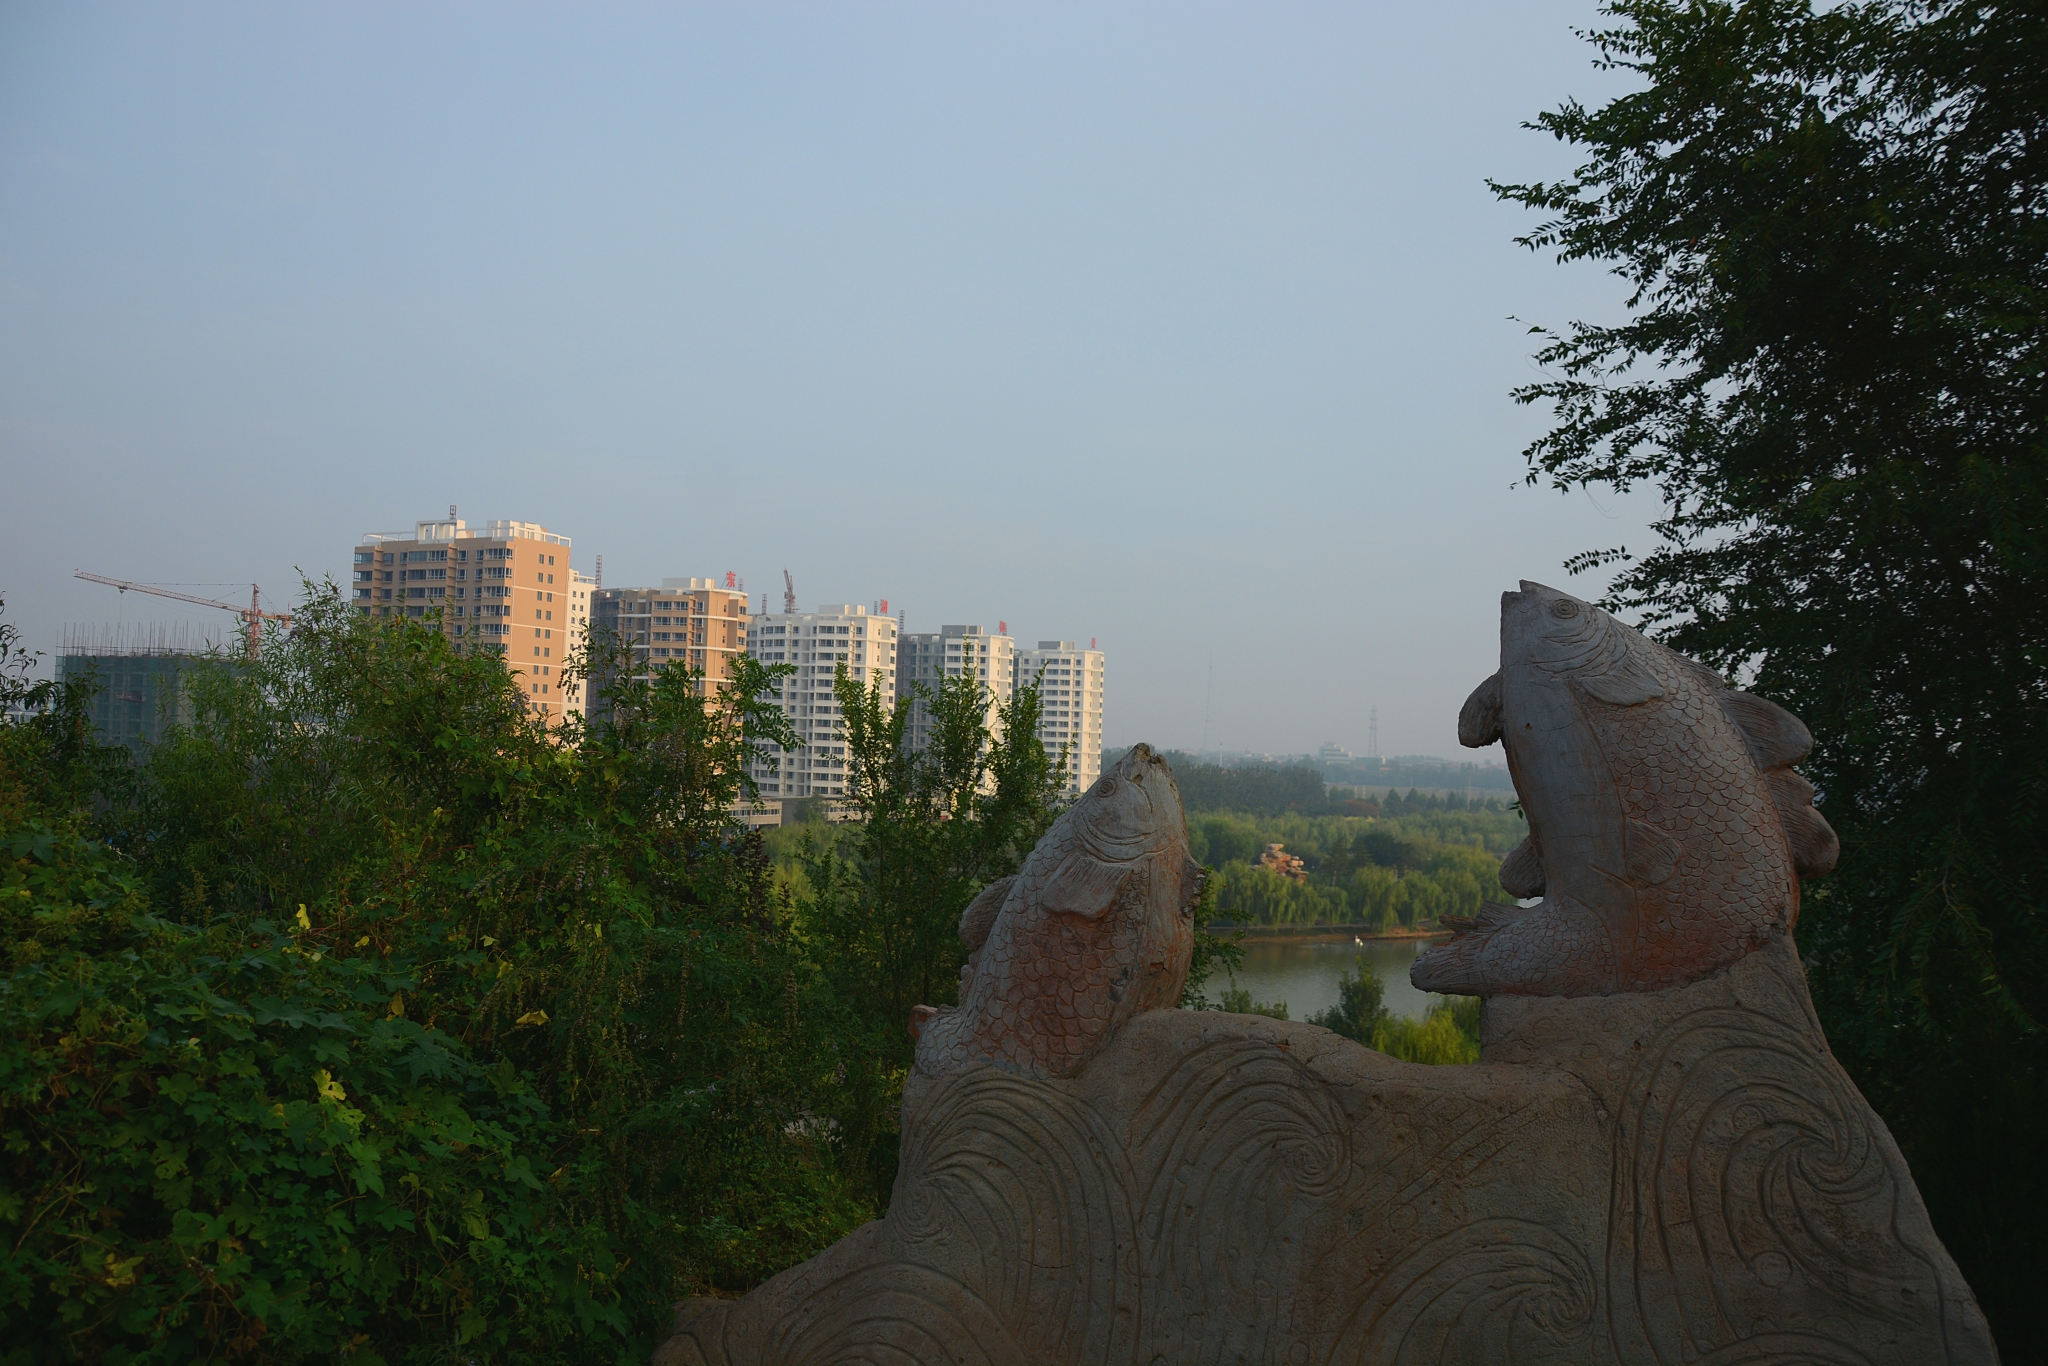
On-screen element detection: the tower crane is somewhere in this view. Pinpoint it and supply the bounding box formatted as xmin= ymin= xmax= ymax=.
xmin=74 ymin=571 xmax=291 ymax=662
xmin=783 ymin=569 xmax=797 ymax=615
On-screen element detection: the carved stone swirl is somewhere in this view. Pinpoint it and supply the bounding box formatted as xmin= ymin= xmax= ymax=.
xmin=891 ymin=1069 xmax=1138 ymax=1364
xmin=1329 ymin=1217 xmax=1599 ymax=1366
xmin=1607 ymin=1003 xmax=1970 ymax=1365
xmin=1126 ymin=1036 xmax=1357 ymax=1362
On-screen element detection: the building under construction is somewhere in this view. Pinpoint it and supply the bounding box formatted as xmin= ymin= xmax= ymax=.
xmin=55 ymin=623 xmax=222 ymax=750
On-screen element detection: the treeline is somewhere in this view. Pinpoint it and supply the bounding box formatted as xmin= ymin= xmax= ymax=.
xmin=1133 ymin=750 xmax=1515 ymax=820
xmin=1189 ymin=808 xmax=1524 ymax=930
xmin=0 ymin=591 xmax=1070 ymax=1365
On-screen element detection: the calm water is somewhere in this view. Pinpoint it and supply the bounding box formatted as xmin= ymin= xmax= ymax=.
xmin=1200 ymin=936 xmax=1447 ymax=1021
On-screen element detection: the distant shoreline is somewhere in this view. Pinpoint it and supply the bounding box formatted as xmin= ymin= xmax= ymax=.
xmin=1205 ymin=923 xmax=1451 ymax=942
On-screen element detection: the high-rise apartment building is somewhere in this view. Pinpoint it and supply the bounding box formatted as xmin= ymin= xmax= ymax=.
xmin=587 ymin=577 xmax=753 ymax=724
xmin=746 ymin=604 xmax=897 ymax=800
xmin=898 ymin=625 xmax=1016 ymax=758
xmin=352 ymin=515 xmax=580 ymax=723
xmin=1015 ymin=641 xmax=1105 ymax=799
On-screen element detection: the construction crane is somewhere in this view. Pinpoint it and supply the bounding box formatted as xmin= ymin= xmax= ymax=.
xmin=74 ymin=571 xmax=291 ymax=661
xmin=783 ymin=569 xmax=797 ymax=615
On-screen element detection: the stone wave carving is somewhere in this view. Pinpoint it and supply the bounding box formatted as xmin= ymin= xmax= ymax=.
xmin=1605 ymin=1000 xmax=1979 ymax=1364
xmin=1330 ymin=1217 xmax=1598 ymax=1365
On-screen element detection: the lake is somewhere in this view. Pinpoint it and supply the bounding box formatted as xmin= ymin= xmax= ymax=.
xmin=1199 ymin=936 xmax=1449 ymax=1021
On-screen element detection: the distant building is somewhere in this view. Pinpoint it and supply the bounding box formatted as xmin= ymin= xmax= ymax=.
xmin=746 ymin=603 xmax=898 ymax=801
xmin=55 ymin=626 xmax=207 ymax=749
xmin=1318 ymin=741 xmax=1352 ymax=764
xmin=1015 ymin=640 xmax=1105 ymax=799
xmin=587 ymin=577 xmax=753 ymax=724
xmin=1259 ymin=843 xmax=1307 ymax=883
xmin=352 ymin=514 xmax=580 ymax=724
xmin=900 ymin=625 xmax=1016 ymax=761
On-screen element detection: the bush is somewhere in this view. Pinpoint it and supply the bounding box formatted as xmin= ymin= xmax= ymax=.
xmin=0 ymin=825 xmax=591 ymax=1364
xmin=1307 ymin=957 xmax=1480 ymax=1064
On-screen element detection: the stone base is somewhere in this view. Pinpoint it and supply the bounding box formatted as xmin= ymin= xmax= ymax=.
xmin=657 ymin=940 xmax=1995 ymax=1365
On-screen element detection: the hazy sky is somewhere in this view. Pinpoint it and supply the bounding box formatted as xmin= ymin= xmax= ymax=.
xmin=1 ymin=1 xmax=1662 ymax=759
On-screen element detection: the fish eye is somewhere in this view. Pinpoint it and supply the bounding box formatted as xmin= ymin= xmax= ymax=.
xmin=1093 ymin=778 xmax=1117 ymax=798
xmin=1550 ymin=600 xmax=1580 ymax=619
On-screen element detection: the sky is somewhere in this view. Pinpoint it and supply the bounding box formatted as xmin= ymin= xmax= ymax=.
xmin=0 ymin=1 xmax=1662 ymax=760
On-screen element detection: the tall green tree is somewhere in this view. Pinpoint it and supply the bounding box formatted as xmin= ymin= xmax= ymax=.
xmin=1 ymin=591 xmax=873 ymax=1364
xmin=795 ymin=664 xmax=1068 ymax=1199
xmin=1498 ymin=2 xmax=2046 ymax=1354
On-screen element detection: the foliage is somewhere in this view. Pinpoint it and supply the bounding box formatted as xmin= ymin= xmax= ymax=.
xmin=1216 ymin=987 xmax=1289 ymax=1020
xmin=0 ymin=591 xmax=873 ymax=1364
xmin=1 ymin=823 xmax=587 ymax=1364
xmin=1160 ymin=759 xmax=1329 ymax=816
xmin=1176 ymin=873 xmax=1244 ymax=1011
xmin=1306 ymin=959 xmax=1482 ymax=1065
xmin=1186 ymin=809 xmax=1523 ymax=928
xmin=1500 ymin=2 xmax=2048 ymax=1353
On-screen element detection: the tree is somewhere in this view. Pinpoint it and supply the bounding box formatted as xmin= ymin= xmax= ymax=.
xmin=1 ymin=590 xmax=871 ymax=1363
xmin=1498 ymin=2 xmax=2047 ymax=1353
xmin=794 ymin=663 xmax=1069 ymax=1200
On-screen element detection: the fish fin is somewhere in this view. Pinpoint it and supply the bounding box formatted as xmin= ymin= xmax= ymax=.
xmin=1577 ymin=658 xmax=1665 ymax=706
xmin=958 ymin=875 xmax=1016 ymax=949
xmin=1625 ymin=819 xmax=1683 ymax=886
xmin=1768 ymin=770 xmax=1840 ymax=877
xmin=1410 ymin=931 xmax=1491 ymax=994
xmin=1722 ymin=690 xmax=1814 ymax=768
xmin=1499 ymin=835 xmax=1545 ymax=897
xmin=1459 ymin=671 xmax=1503 ymax=747
xmin=1039 ymin=854 xmax=1135 ymax=920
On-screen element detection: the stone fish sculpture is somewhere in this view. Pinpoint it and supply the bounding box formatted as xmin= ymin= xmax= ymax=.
xmin=913 ymin=743 xmax=1205 ymax=1081
xmin=656 ymin=601 xmax=1995 ymax=1366
xmin=1414 ymin=580 xmax=1840 ymax=997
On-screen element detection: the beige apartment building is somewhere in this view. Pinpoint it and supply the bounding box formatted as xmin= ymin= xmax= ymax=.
xmin=587 ymin=577 xmax=752 ymax=725
xmin=351 ymin=514 xmax=582 ymax=723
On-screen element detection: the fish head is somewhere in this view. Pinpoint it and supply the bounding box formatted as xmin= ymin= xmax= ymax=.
xmin=1071 ymin=741 xmax=1192 ymax=867
xmin=1005 ymin=743 xmax=1202 ymax=1018
xmin=1502 ymin=581 xmax=1666 ymax=711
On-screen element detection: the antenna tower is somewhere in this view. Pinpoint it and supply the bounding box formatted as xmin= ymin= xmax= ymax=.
xmin=1368 ymin=706 xmax=1380 ymax=761
xmin=783 ymin=570 xmax=797 ymax=615
xmin=1201 ymin=655 xmax=1213 ymax=755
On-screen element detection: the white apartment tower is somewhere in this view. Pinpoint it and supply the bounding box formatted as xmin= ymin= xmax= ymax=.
xmin=898 ymin=625 xmax=1016 ymax=757
xmin=1016 ymin=641 xmax=1105 ymax=798
xmin=351 ymin=515 xmax=583 ymax=723
xmin=747 ymin=604 xmax=898 ymax=800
